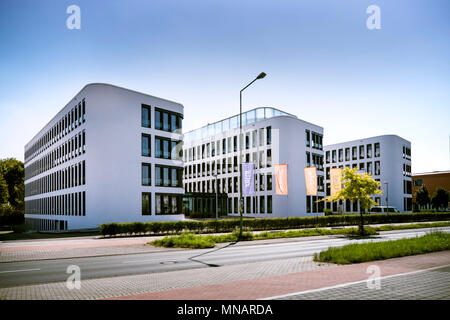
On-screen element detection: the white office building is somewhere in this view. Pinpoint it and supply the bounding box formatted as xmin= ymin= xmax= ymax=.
xmin=323 ymin=135 xmax=412 ymax=213
xmin=24 ymin=83 xmax=185 ymax=231
xmin=182 ymin=107 xmax=325 ymax=218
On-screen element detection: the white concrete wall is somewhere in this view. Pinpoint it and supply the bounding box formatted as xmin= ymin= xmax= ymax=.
xmin=24 ymin=83 xmax=185 ymax=231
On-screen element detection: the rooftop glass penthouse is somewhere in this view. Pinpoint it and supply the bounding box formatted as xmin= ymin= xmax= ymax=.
xmin=184 ymin=107 xmax=296 ymax=143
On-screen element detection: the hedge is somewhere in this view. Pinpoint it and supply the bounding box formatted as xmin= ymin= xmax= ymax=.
xmin=99 ymin=212 xmax=450 ymax=237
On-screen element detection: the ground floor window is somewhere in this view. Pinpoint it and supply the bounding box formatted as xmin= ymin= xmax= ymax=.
xmin=142 ymin=192 xmax=151 ymax=215
xmin=155 ymin=193 xmax=182 ymax=214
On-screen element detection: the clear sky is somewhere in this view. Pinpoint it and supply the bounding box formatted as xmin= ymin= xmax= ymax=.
xmin=0 ymin=0 xmax=449 ymax=173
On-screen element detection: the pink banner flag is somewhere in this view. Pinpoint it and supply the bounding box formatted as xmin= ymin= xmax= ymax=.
xmin=275 ymin=164 xmax=288 ymax=195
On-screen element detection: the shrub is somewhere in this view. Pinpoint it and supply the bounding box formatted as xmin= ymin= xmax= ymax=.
xmin=12 ymin=223 xmax=33 ymax=233
xmin=151 ymin=233 xmax=215 ymax=249
xmin=100 ymin=212 xmax=450 ymax=237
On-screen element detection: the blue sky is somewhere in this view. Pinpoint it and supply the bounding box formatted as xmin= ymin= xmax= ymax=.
xmin=0 ymin=0 xmax=449 ymax=173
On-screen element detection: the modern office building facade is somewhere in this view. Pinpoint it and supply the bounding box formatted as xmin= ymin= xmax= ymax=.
xmin=182 ymin=108 xmax=325 ymax=218
xmin=323 ymin=135 xmax=412 ymax=213
xmin=24 ymin=83 xmax=185 ymax=231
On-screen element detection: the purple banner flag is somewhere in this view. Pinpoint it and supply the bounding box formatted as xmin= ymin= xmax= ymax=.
xmin=242 ymin=162 xmax=255 ymax=195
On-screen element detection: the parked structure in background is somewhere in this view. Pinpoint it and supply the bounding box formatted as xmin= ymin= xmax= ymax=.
xmin=182 ymin=107 xmax=325 ymax=218
xmin=412 ymin=170 xmax=450 ymax=210
xmin=24 ymin=83 xmax=184 ymax=231
xmin=324 ymin=135 xmax=412 ymax=213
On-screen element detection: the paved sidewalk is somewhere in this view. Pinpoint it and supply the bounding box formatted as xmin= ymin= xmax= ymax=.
xmin=274 ymin=265 xmax=450 ymax=300
xmin=0 ymin=256 xmax=332 ymax=300
xmin=106 ymin=251 xmax=450 ymax=300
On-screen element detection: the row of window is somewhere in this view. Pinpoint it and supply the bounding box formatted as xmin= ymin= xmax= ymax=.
xmin=141 ymin=104 xmax=183 ymax=133
xmin=25 ymin=130 xmax=86 ymax=180
xmin=306 ymin=130 xmax=323 ymax=150
xmin=25 ymin=218 xmax=67 ymax=232
xmin=227 ymin=195 xmax=273 ymax=214
xmin=185 ymin=127 xmax=272 ymax=162
xmin=306 ymin=152 xmax=324 ymax=171
xmin=141 ymin=134 xmax=183 ymax=160
xmin=184 ymin=173 xmax=273 ymax=194
xmin=326 ymin=143 xmax=380 ymax=164
xmin=141 ymin=163 xmax=183 ymax=188
xmin=306 ymin=195 xmax=325 ymax=213
xmin=184 ymin=150 xmax=272 ymax=180
xmin=25 ymin=191 xmax=86 ymax=216
xmin=141 ymin=193 xmax=183 ymax=215
xmin=25 ymin=161 xmax=86 ymax=196
xmin=25 ymin=99 xmax=86 ymax=162
xmin=325 ymin=161 xmax=381 ymax=179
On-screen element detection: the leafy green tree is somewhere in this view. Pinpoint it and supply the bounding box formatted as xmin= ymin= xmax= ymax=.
xmin=0 ymin=173 xmax=9 ymax=205
xmin=0 ymin=158 xmax=24 ymax=209
xmin=415 ymin=185 xmax=430 ymax=210
xmin=325 ymin=167 xmax=382 ymax=235
xmin=431 ymin=188 xmax=449 ymax=211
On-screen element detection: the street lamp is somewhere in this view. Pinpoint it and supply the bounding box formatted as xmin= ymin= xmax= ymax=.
xmin=239 ymin=72 xmax=267 ymax=239
xmin=212 ymin=173 xmax=218 ymax=221
xmin=384 ymin=182 xmax=389 ymax=209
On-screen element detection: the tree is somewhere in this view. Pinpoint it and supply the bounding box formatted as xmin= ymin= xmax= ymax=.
xmin=325 ymin=167 xmax=382 ymax=235
xmin=0 ymin=158 xmax=24 ymax=209
xmin=431 ymin=188 xmax=449 ymax=211
xmin=0 ymin=173 xmax=9 ymax=205
xmin=415 ymin=185 xmax=430 ymax=210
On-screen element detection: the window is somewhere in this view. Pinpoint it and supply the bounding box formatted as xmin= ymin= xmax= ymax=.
xmin=260 ymin=196 xmax=265 ymax=213
xmin=155 ymin=108 xmax=182 ymax=133
xmin=142 ymin=163 xmax=151 ymax=186
xmin=414 ymin=179 xmax=422 ymax=187
xmin=374 ymin=143 xmax=380 ymax=157
xmin=305 ymin=130 xmax=310 ymax=147
xmin=326 ymin=151 xmax=330 ymax=164
xmin=259 ymin=128 xmax=265 ymax=146
xmin=345 ymin=148 xmax=350 ymax=161
xmin=306 ymin=152 xmax=311 ymax=167
xmin=367 ymin=162 xmax=373 ymax=175
xmin=367 ymin=144 xmax=372 ymax=158
xmin=141 ymin=134 xmax=151 ymax=157
xmin=359 ymin=162 xmax=365 ymax=171
xmin=155 ymin=136 xmax=182 ymax=160
xmin=267 ymin=126 xmax=272 ymax=145
xmin=359 ymin=145 xmax=365 ymax=159
xmin=141 ymin=104 xmax=151 ymax=128
xmin=374 ymin=161 xmax=380 ymax=175
xmin=267 ymin=173 xmax=272 ymax=191
xmin=332 ymin=150 xmax=336 ymax=163
xmin=142 ymin=193 xmax=151 ymax=215
xmin=233 ymin=136 xmax=238 ymax=152
xmin=265 ymin=149 xmax=271 ymax=167
xmin=338 ymin=149 xmax=343 ymax=162
xmin=245 ymin=133 xmax=250 ymax=150
xmin=252 ymin=130 xmax=257 ymax=148
xmin=267 ymin=195 xmax=272 ymax=213
xmin=155 ymin=165 xmax=182 ymax=187
xmin=155 ymin=193 xmax=181 ymax=214
xmin=352 ymin=147 xmax=357 ymax=160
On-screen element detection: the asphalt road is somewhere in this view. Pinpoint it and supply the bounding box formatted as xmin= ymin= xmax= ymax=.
xmin=0 ymin=227 xmax=448 ymax=288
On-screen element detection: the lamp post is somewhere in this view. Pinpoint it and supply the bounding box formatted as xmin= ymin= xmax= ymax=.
xmin=239 ymin=72 xmax=267 ymax=239
xmin=384 ymin=182 xmax=389 ymax=209
xmin=213 ymin=173 xmax=218 ymax=220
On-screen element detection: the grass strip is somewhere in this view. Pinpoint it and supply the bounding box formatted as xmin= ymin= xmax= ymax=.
xmin=313 ymin=231 xmax=450 ymax=264
xmin=150 ymin=221 xmax=450 ymax=249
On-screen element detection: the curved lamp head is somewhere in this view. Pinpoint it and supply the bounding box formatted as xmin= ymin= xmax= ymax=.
xmin=256 ymin=72 xmax=267 ymax=80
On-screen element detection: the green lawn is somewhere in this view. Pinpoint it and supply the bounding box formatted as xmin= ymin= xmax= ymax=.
xmin=313 ymin=231 xmax=450 ymax=264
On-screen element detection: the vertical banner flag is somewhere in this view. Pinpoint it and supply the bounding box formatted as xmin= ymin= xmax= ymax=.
xmin=330 ymin=168 xmax=342 ymax=195
xmin=304 ymin=167 xmax=317 ymax=196
xmin=275 ymin=164 xmax=288 ymax=195
xmin=242 ymin=162 xmax=255 ymax=195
